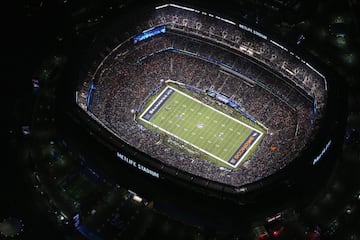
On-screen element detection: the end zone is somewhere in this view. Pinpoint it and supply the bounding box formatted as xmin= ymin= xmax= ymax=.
xmin=228 ymin=131 xmax=261 ymax=167
xmin=141 ymin=87 xmax=175 ymax=121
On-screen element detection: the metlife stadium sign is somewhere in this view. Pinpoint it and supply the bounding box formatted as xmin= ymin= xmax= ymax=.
xmin=116 ymin=152 xmax=160 ymax=178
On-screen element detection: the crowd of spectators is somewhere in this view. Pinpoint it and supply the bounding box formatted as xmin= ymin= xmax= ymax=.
xmin=76 ymin=5 xmax=327 ymax=187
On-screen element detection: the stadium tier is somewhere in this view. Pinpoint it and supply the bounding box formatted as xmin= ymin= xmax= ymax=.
xmin=72 ymin=3 xmax=337 ymax=196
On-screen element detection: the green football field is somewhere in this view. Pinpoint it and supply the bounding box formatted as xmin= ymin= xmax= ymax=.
xmin=139 ymin=86 xmax=264 ymax=168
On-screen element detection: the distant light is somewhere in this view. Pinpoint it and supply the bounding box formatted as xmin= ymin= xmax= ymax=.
xmin=335 ymin=36 xmax=347 ymax=48
xmin=0 ymin=217 xmax=24 ymax=237
xmin=32 ymin=79 xmax=40 ymax=90
xmin=333 ymin=16 xmax=345 ymax=24
xmin=312 ymin=140 xmax=332 ymax=165
xmin=297 ymin=34 xmax=305 ymax=45
xmin=21 ymin=126 xmax=31 ymax=136
xmin=345 ymin=207 xmax=352 ymax=215
xmin=356 ymin=193 xmax=360 ymax=200
xmin=56 ymin=36 xmax=63 ymax=42
xmin=273 ymin=230 xmax=280 ymax=237
xmin=133 ymin=195 xmax=142 ymax=203
xmin=266 ymin=212 xmax=282 ymax=223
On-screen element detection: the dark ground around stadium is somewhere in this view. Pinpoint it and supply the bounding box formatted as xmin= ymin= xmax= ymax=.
xmin=3 ymin=0 xmax=360 ymax=239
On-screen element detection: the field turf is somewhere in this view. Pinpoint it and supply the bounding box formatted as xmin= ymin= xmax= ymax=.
xmin=139 ymin=86 xmax=263 ymax=168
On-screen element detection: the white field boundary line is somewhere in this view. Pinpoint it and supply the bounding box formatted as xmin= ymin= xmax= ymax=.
xmin=139 ymin=85 xmax=264 ymax=168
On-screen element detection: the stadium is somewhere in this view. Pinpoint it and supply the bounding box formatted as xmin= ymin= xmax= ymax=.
xmin=62 ymin=1 xmax=344 ymax=200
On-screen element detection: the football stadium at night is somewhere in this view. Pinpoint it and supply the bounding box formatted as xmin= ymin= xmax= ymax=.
xmin=72 ymin=2 xmax=337 ymax=196
xmin=4 ymin=0 xmax=360 ymax=239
